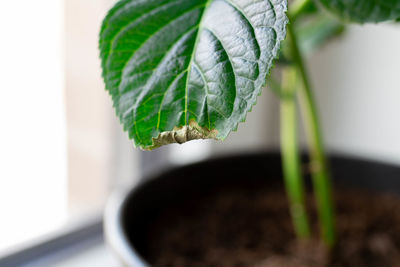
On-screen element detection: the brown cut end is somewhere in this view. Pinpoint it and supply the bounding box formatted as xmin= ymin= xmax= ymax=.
xmin=147 ymin=120 xmax=218 ymax=150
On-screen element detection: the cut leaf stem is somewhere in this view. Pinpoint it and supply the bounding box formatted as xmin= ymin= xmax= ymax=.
xmin=280 ymin=66 xmax=311 ymax=239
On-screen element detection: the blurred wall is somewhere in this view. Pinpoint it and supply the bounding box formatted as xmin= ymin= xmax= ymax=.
xmin=65 ymin=0 xmax=139 ymax=215
xmin=309 ymin=23 xmax=400 ymax=164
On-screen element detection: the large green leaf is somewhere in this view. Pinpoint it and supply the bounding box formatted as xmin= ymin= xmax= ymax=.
xmin=99 ymin=0 xmax=288 ymax=150
xmin=316 ymin=0 xmax=400 ymax=23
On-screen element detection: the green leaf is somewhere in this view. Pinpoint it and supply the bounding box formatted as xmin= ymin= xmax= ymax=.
xmin=289 ymin=0 xmax=319 ymax=20
xmin=297 ymin=15 xmax=345 ymax=55
xmin=278 ymin=13 xmax=345 ymax=64
xmin=316 ymin=0 xmax=400 ymax=23
xmin=99 ymin=0 xmax=288 ymax=150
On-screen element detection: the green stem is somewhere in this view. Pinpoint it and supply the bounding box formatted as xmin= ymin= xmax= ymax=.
xmin=289 ymin=0 xmax=312 ymax=21
xmin=268 ymin=76 xmax=288 ymax=99
xmin=280 ymin=67 xmax=311 ymax=239
xmin=287 ymin=19 xmax=336 ymax=246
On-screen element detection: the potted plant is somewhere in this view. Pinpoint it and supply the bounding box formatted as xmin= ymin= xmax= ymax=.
xmin=100 ymin=0 xmax=400 ymax=266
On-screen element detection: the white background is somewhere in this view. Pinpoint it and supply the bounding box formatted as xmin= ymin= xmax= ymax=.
xmin=0 ymin=0 xmax=67 ymax=252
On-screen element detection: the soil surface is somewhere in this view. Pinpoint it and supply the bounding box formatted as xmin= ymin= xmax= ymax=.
xmin=143 ymin=180 xmax=400 ymax=267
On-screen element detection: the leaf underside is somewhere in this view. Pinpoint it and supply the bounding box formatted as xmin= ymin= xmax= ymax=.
xmin=317 ymin=0 xmax=400 ymax=23
xmin=100 ymin=0 xmax=288 ymax=150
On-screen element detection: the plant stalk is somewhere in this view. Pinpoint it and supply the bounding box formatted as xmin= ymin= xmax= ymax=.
xmin=289 ymin=0 xmax=312 ymax=21
xmin=280 ymin=67 xmax=311 ymax=239
xmin=287 ymin=19 xmax=336 ymax=246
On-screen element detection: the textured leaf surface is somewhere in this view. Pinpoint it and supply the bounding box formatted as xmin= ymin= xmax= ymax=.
xmin=316 ymin=0 xmax=400 ymax=23
xmin=100 ymin=0 xmax=287 ymax=150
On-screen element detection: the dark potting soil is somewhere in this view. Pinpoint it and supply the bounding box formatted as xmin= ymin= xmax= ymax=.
xmin=143 ymin=179 xmax=400 ymax=267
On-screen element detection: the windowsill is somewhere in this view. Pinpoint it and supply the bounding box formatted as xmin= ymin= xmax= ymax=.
xmin=0 ymin=216 xmax=114 ymax=267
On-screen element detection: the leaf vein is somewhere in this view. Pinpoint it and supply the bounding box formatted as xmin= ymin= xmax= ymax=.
xmin=192 ymin=62 xmax=211 ymax=129
xmin=132 ymin=25 xmax=199 ymax=142
xmin=156 ymin=70 xmax=188 ymax=131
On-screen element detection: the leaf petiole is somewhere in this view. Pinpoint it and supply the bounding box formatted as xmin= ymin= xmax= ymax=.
xmin=280 ymin=66 xmax=311 ymax=239
xmin=287 ymin=17 xmax=336 ymax=247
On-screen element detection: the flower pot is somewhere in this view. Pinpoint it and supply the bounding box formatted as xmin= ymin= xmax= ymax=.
xmin=104 ymin=152 xmax=400 ymax=266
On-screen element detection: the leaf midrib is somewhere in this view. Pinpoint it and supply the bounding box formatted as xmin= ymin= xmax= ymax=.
xmin=107 ymin=3 xmax=207 ymax=143
xmin=192 ymin=62 xmax=211 ymax=129
xmin=183 ymin=0 xmax=214 ymax=126
xmin=132 ymin=21 xmax=203 ymax=143
xmin=183 ymin=0 xmax=264 ymax=127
